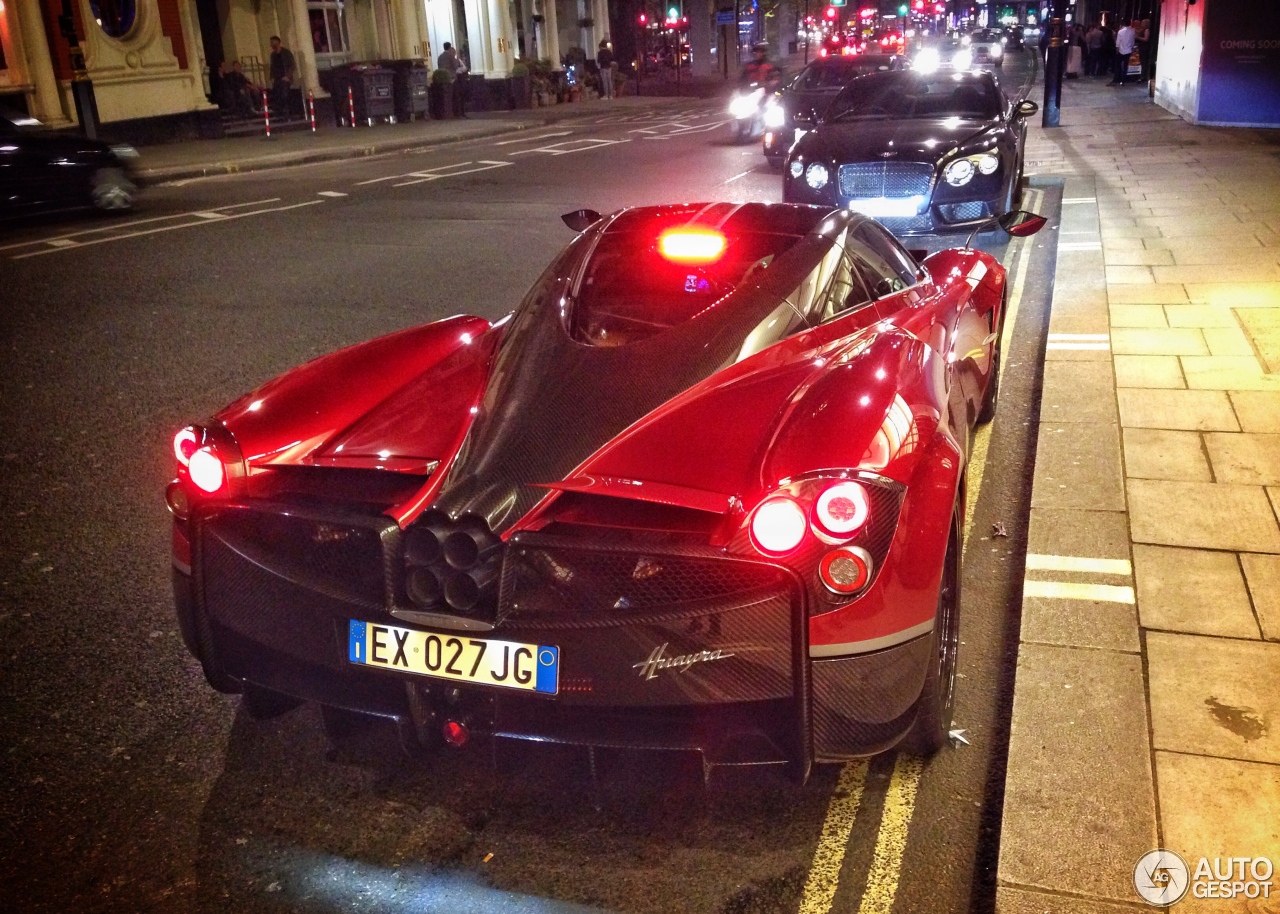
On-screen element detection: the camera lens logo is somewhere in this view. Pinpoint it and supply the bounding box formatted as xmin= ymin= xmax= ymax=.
xmin=1135 ymin=849 xmax=1190 ymax=906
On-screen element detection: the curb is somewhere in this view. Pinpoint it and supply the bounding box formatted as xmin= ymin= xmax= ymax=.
xmin=136 ymin=98 xmax=691 ymax=184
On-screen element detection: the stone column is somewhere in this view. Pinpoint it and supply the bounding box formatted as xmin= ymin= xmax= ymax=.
xmin=688 ymin=0 xmax=714 ymax=76
xmin=541 ymin=0 xmax=561 ymax=67
xmin=464 ymin=0 xmax=493 ymax=73
xmin=485 ymin=0 xmax=514 ymax=76
xmin=287 ymin=0 xmax=323 ymax=94
xmin=13 ymin=0 xmax=70 ymax=123
xmin=592 ymin=0 xmax=609 ymax=44
xmin=394 ymin=0 xmax=425 ymax=57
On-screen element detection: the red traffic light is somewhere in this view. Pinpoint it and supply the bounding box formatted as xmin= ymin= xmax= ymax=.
xmin=825 ymin=6 xmax=838 ymax=19
xmin=934 ymin=2 xmax=945 ymax=10
xmin=638 ymin=12 xmax=647 ymax=24
xmin=913 ymin=0 xmax=925 ymax=8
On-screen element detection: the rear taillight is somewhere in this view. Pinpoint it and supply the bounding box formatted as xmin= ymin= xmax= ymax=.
xmin=814 ymin=481 xmax=870 ymax=537
xmin=187 ymin=446 xmax=226 ymax=494
xmin=749 ymin=496 xmax=807 ymax=555
xmin=173 ymin=427 xmax=198 ymax=467
xmin=819 ymin=546 xmax=873 ymax=595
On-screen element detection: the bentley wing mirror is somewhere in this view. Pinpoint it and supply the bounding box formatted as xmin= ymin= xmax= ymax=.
xmin=561 ymin=209 xmax=603 ymax=232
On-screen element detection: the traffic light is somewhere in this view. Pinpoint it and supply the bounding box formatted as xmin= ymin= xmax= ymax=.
xmin=898 ymin=3 xmax=908 ymax=14
xmin=913 ymin=0 xmax=925 ymax=9
xmin=825 ymin=6 xmax=838 ymax=20
xmin=668 ymin=6 xmax=678 ymax=18
xmin=638 ymin=12 xmax=647 ymax=24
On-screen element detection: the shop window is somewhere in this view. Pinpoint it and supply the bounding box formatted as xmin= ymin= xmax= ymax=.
xmin=90 ymin=0 xmax=137 ymax=39
xmin=309 ymin=1 xmax=352 ymax=68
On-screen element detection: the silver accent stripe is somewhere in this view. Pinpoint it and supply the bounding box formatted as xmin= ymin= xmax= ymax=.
xmin=809 ymin=619 xmax=935 ymax=658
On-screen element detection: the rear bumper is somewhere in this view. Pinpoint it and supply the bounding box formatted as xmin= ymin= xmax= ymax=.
xmin=173 ymin=502 xmax=932 ymax=769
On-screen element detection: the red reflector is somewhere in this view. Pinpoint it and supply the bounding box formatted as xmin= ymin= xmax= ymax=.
xmin=819 ymin=547 xmax=872 ymax=595
xmin=442 ymin=720 xmax=469 ymax=748
xmin=814 ymin=481 xmax=870 ymax=536
xmin=173 ymin=427 xmax=198 ymax=467
xmin=750 ymin=496 xmax=807 ymax=555
xmin=188 ymin=446 xmax=225 ymax=494
xmin=658 ymin=228 xmax=726 ymax=264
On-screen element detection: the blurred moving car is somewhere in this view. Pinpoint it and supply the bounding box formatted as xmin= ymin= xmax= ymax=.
xmin=1002 ymin=26 xmax=1025 ymax=51
xmin=782 ymin=69 xmax=1038 ymax=235
xmin=911 ymin=37 xmax=972 ymax=73
xmin=0 ymin=111 xmax=139 ymax=217
xmin=762 ymin=55 xmax=903 ymax=168
xmin=962 ymin=29 xmax=1006 ymax=70
xmin=167 ymin=200 xmax=1045 ymax=778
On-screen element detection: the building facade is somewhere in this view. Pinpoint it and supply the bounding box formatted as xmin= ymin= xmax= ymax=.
xmin=0 ymin=0 xmax=614 ymax=139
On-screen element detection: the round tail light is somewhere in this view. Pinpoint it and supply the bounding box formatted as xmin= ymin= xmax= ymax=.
xmin=173 ymin=427 xmax=198 ymax=467
xmin=819 ymin=546 xmax=873 ymax=595
xmin=750 ymin=496 xmax=808 ymax=555
xmin=442 ymin=720 xmax=469 ymax=748
xmin=814 ymin=481 xmax=870 ymax=537
xmin=187 ymin=446 xmax=226 ymax=494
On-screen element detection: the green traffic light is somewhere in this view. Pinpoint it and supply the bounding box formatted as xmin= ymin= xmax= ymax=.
xmin=898 ymin=3 xmax=908 ymax=13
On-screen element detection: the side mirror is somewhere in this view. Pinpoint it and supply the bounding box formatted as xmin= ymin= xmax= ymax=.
xmin=1014 ymin=99 xmax=1038 ymax=118
xmin=999 ymin=210 xmax=1047 ymax=237
xmin=561 ymin=209 xmax=602 ymax=232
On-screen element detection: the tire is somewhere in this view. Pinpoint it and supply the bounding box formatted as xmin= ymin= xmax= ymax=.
xmin=766 ymin=155 xmax=783 ymax=171
xmin=91 ymin=167 xmax=137 ymax=213
xmin=902 ymin=510 xmax=961 ymax=755
xmin=977 ymin=302 xmax=1004 ymax=424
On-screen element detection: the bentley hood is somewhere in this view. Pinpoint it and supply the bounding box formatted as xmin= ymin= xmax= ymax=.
xmin=801 ymin=117 xmax=994 ymax=163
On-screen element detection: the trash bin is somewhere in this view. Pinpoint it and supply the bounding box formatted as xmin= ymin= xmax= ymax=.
xmin=327 ymin=64 xmax=396 ymax=126
xmin=381 ymin=60 xmax=431 ymax=121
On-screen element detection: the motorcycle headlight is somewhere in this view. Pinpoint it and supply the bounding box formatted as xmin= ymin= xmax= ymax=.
xmin=764 ymin=101 xmax=786 ymax=129
xmin=976 ymin=153 xmax=999 ymax=175
xmin=729 ymin=88 xmax=765 ymax=119
xmin=805 ymin=162 xmax=829 ymax=190
xmin=789 ymin=160 xmax=805 ymax=178
xmin=945 ymin=158 xmax=975 ymax=186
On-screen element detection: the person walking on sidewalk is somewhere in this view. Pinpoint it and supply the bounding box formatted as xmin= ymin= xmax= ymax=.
xmin=596 ymin=40 xmax=615 ymax=99
xmin=1109 ymin=20 xmax=1136 ymax=86
xmin=1085 ymin=23 xmax=1104 ymax=76
xmin=1137 ymin=18 xmax=1152 ymax=80
xmin=269 ymin=36 xmax=296 ymax=114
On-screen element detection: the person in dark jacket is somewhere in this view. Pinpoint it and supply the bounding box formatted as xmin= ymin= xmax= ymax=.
xmin=596 ymin=40 xmax=615 ymax=99
xmin=269 ymin=36 xmax=296 ymax=114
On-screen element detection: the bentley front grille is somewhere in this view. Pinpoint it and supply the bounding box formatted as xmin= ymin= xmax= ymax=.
xmin=838 ymin=162 xmax=934 ymax=199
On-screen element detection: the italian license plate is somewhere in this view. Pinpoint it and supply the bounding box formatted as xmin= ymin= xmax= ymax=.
xmin=348 ymin=621 xmax=559 ymax=695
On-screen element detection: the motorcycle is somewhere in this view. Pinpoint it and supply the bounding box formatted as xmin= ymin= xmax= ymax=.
xmin=727 ymin=83 xmax=768 ymax=142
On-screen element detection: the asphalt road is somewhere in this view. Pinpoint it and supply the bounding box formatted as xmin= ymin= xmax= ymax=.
xmin=0 ymin=52 xmax=1059 ymax=914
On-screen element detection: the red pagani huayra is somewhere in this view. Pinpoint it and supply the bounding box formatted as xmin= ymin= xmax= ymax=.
xmin=167 ymin=202 xmax=1042 ymax=782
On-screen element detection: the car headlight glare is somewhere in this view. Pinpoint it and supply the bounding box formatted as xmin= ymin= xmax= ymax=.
xmin=991 ymin=45 xmax=1003 ymax=58
xmin=789 ymin=160 xmax=804 ymax=178
xmin=953 ymin=49 xmax=972 ymax=70
xmin=763 ymin=102 xmax=786 ymax=129
xmin=977 ymin=154 xmax=999 ymax=174
xmin=805 ymin=162 xmax=829 ymax=190
xmin=945 ymin=158 xmax=975 ymax=186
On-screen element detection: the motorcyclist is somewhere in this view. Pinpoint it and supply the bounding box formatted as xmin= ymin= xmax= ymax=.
xmin=740 ymin=42 xmax=779 ymax=87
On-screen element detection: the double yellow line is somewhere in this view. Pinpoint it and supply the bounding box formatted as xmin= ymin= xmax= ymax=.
xmin=797 ymin=194 xmax=1042 ymax=914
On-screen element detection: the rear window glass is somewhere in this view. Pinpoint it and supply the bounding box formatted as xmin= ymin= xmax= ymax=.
xmin=572 ymin=231 xmax=800 ymax=346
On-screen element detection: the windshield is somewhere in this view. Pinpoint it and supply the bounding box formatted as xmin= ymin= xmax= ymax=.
xmin=572 ymin=230 xmax=801 ymax=346
xmin=970 ymin=30 xmax=1001 ymax=42
xmin=795 ymin=60 xmax=894 ymax=90
xmin=828 ymin=72 xmax=1003 ymax=121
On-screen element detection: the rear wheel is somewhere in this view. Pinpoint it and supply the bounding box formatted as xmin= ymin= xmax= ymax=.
xmin=977 ymin=305 xmax=1004 ymax=424
xmin=902 ymin=510 xmax=961 ymax=755
xmin=90 ymin=167 xmax=136 ymax=212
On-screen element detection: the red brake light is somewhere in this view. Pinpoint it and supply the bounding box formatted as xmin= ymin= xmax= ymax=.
xmin=658 ymin=228 xmax=726 ymax=264
xmin=188 ymin=446 xmax=226 ymax=494
xmin=814 ymin=481 xmax=870 ymax=536
xmin=820 ymin=47 xmax=829 ymax=57
xmin=173 ymin=427 xmax=199 ymax=467
xmin=750 ymin=496 xmax=808 ymax=555
xmin=819 ymin=547 xmax=873 ymax=594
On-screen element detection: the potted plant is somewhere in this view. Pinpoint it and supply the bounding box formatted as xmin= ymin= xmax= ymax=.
xmin=510 ymin=61 xmax=532 ymax=109
xmin=429 ymin=68 xmax=453 ymax=119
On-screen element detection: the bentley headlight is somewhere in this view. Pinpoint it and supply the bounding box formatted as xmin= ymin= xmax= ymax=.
xmin=976 ymin=153 xmax=999 ymax=175
xmin=945 ymin=158 xmax=975 ymax=186
xmin=805 ymin=162 xmax=830 ymax=190
xmin=789 ymin=160 xmax=805 ymax=178
xmin=764 ymin=100 xmax=786 ymax=129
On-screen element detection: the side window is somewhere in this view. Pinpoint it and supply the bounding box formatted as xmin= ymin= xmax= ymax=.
xmin=821 ymin=249 xmax=876 ymax=322
xmin=854 ymin=222 xmax=921 ymax=293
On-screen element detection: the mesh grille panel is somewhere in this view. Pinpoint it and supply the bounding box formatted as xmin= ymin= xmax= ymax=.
xmin=838 ymin=163 xmax=933 ymax=198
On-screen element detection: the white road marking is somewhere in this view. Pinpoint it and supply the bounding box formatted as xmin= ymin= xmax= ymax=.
xmin=507 ymin=137 xmax=629 ymax=156
xmin=391 ymin=160 xmax=512 ymax=187
xmin=191 ymin=211 xmax=227 ymax=220
xmin=1022 ymin=580 xmax=1136 ymax=603
xmin=797 ymin=761 xmax=869 ymax=914
xmin=1025 ymin=554 xmax=1132 ymax=576
xmin=317 ymin=190 xmax=348 ymax=197
xmin=492 ymin=130 xmax=573 ymax=146
xmin=0 ymin=198 xmax=281 ymax=252
xmin=47 ymin=238 xmax=78 ymax=248
xmin=11 ymin=200 xmax=325 ymax=260
xmin=722 ymin=169 xmax=753 ymax=184
xmin=642 ymin=120 xmax=728 ymax=139
xmin=856 ymin=755 xmax=924 ymax=914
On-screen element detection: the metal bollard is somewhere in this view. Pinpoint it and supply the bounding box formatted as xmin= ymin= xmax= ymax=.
xmin=308 ymin=91 xmax=316 ymax=132
xmin=347 ymin=85 xmax=356 ymax=128
xmin=262 ymin=88 xmax=271 ymax=138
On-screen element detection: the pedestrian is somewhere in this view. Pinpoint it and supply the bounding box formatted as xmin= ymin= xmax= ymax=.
xmin=1066 ymin=24 xmax=1084 ymax=79
xmin=596 ymin=39 xmax=615 ymax=99
xmin=1109 ymin=19 xmax=1136 ymax=86
xmin=268 ymin=35 xmax=296 ymax=114
xmin=1085 ymin=23 xmax=1103 ymax=76
xmin=437 ymin=41 xmax=469 ymax=117
xmin=1137 ymin=18 xmax=1152 ymax=80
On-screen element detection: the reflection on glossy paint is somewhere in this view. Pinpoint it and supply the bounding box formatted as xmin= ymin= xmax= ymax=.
xmin=860 ymin=394 xmax=917 ymax=470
